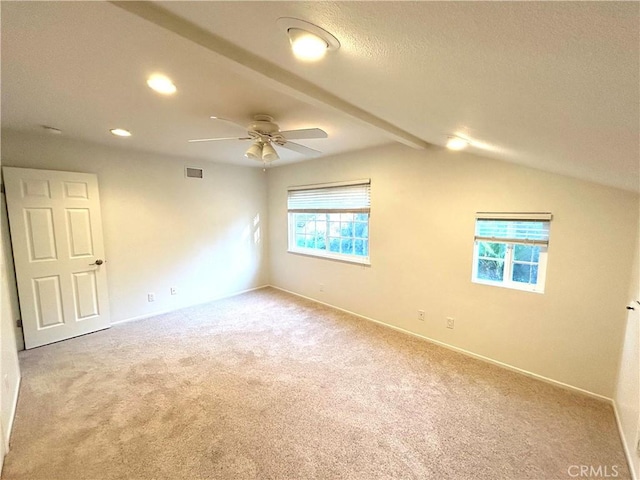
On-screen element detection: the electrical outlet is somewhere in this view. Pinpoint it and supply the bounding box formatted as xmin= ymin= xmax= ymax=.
xmin=148 ymin=293 xmax=155 ymax=302
xmin=446 ymin=317 xmax=455 ymax=329
xmin=170 ymin=287 xmax=177 ymax=295
xmin=417 ymin=310 xmax=425 ymax=321
xmin=319 ymin=283 xmax=325 ymax=292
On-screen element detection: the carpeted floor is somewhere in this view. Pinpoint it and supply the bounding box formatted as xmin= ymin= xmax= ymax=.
xmin=2 ymin=287 xmax=630 ymax=479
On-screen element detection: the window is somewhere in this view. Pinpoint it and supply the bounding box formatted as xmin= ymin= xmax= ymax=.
xmin=288 ymin=180 xmax=370 ymax=264
xmin=471 ymin=212 xmax=551 ymax=293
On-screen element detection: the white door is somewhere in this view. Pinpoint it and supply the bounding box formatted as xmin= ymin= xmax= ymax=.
xmin=3 ymin=167 xmax=110 ymax=349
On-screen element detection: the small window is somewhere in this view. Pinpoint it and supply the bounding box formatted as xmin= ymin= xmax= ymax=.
xmin=288 ymin=180 xmax=370 ymax=264
xmin=471 ymin=213 xmax=551 ymax=293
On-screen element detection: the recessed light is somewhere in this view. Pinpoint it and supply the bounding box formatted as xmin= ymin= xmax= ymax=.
xmin=446 ymin=136 xmax=469 ymax=151
xmin=276 ymin=18 xmax=340 ymax=62
xmin=288 ymin=29 xmax=329 ymax=61
xmin=146 ymin=74 xmax=176 ymax=95
xmin=110 ymin=128 xmax=131 ymax=137
xmin=42 ymin=125 xmax=62 ymax=135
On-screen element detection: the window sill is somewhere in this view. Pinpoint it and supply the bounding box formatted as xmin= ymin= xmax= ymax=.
xmin=287 ymin=248 xmax=371 ymax=266
xmin=472 ymin=278 xmax=545 ymax=294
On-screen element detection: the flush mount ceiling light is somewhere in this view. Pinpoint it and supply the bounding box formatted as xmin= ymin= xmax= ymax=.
xmin=146 ymin=73 xmax=176 ymax=95
xmin=446 ymin=136 xmax=470 ymax=151
xmin=110 ymin=128 xmax=132 ymax=137
xmin=276 ymin=18 xmax=340 ymax=62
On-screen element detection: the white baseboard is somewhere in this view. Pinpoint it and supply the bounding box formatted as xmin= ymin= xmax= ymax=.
xmin=6 ymin=376 xmax=20 ymax=452
xmin=612 ymin=400 xmax=638 ymax=480
xmin=4 ymin=374 xmax=21 ymax=454
xmin=111 ymin=285 xmax=269 ymax=326
xmin=270 ymin=285 xmax=611 ymax=403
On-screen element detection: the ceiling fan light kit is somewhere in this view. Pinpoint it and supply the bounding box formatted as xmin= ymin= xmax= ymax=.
xmin=244 ymin=142 xmax=263 ymax=160
xmin=261 ymin=142 xmax=279 ymax=162
xmin=276 ymin=18 xmax=340 ymax=62
xmin=244 ymin=140 xmax=280 ymax=163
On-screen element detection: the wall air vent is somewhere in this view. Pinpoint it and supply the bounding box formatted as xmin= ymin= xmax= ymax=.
xmin=185 ymin=167 xmax=203 ymax=179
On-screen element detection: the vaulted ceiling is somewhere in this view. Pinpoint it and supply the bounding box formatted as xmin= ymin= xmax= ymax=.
xmin=2 ymin=1 xmax=638 ymax=191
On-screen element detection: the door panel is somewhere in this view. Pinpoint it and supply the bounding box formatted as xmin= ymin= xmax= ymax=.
xmin=72 ymin=271 xmax=99 ymax=319
xmin=4 ymin=167 xmax=110 ymax=348
xmin=63 ymin=181 xmax=88 ymax=199
xmin=25 ymin=208 xmax=57 ymax=261
xmin=32 ymin=275 xmax=64 ymax=328
xmin=66 ymin=209 xmax=93 ymax=257
xmin=22 ymin=179 xmax=51 ymax=198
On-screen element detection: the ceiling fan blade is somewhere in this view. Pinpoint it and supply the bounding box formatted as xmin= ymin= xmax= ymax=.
xmin=188 ymin=136 xmax=252 ymax=143
xmin=279 ymin=141 xmax=322 ymax=157
xmin=279 ymin=128 xmax=328 ymax=140
xmin=209 ymin=116 xmax=249 ymax=129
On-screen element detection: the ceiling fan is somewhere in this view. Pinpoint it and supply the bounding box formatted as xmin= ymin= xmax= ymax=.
xmin=188 ymin=114 xmax=328 ymax=164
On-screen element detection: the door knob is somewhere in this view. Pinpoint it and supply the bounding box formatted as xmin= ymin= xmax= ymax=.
xmin=90 ymin=259 xmax=105 ymax=266
xmin=626 ymin=301 xmax=640 ymax=311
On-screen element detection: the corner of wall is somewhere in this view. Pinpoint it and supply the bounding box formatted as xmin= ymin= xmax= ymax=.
xmin=0 ymin=162 xmax=22 ymax=463
xmin=612 ymin=198 xmax=640 ymax=479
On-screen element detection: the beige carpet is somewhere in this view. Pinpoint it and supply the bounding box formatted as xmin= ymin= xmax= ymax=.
xmin=2 ymin=287 xmax=630 ymax=479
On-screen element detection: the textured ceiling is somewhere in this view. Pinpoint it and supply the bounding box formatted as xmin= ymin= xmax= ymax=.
xmin=2 ymin=1 xmax=639 ymax=190
xmin=1 ymin=2 xmax=388 ymax=167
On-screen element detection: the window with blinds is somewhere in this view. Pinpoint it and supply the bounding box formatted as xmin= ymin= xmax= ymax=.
xmin=287 ymin=180 xmax=371 ymax=264
xmin=472 ymin=213 xmax=552 ymax=293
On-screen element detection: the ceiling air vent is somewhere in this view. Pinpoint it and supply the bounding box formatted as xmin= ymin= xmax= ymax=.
xmin=185 ymin=167 xmax=203 ymax=179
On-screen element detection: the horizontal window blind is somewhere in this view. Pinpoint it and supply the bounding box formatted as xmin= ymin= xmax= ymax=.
xmin=475 ymin=212 xmax=552 ymax=221
xmin=288 ymin=180 xmax=370 ymax=213
xmin=475 ymin=213 xmax=551 ymax=246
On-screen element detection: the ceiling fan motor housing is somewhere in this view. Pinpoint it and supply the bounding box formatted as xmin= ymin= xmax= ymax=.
xmin=249 ymin=114 xmax=280 ymax=137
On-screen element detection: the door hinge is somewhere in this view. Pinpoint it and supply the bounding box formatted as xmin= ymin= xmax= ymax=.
xmin=16 ymin=318 xmax=22 ymax=328
xmin=0 ymin=184 xmax=5 ymax=194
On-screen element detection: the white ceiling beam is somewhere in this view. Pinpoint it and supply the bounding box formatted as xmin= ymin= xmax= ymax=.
xmin=110 ymin=1 xmax=430 ymax=150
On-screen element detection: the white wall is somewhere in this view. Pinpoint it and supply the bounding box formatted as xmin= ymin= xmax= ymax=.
xmin=614 ymin=198 xmax=640 ymax=478
xmin=1 ymin=129 xmax=269 ymax=329
xmin=267 ymin=143 xmax=639 ymax=398
xmin=0 ymin=154 xmax=22 ymax=468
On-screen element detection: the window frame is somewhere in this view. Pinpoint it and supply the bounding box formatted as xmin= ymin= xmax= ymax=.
xmin=471 ymin=213 xmax=552 ymax=294
xmin=287 ymin=180 xmax=371 ymax=265
xmin=472 ymin=241 xmax=548 ymax=293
